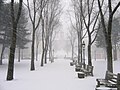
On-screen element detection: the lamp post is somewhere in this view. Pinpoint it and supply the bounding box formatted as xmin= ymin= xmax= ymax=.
xmin=82 ymin=41 xmax=85 ymax=68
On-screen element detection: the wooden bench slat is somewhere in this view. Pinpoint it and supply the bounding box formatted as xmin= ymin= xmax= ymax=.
xmin=75 ymin=63 xmax=93 ymax=76
xmin=96 ymin=71 xmax=120 ymax=89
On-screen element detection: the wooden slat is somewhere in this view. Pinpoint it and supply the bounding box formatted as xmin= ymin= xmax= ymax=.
xmin=96 ymin=71 xmax=119 ymax=88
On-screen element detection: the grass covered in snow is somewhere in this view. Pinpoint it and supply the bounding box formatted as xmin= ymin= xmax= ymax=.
xmin=0 ymin=59 xmax=120 ymax=90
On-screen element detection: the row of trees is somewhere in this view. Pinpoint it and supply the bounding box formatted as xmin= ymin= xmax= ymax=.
xmin=69 ymin=0 xmax=120 ymax=73
xmin=25 ymin=0 xmax=62 ymax=70
xmin=0 ymin=0 xmax=62 ymax=80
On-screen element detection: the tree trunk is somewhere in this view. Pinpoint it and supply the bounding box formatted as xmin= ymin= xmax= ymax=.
xmin=7 ymin=25 xmax=17 ymax=80
xmin=107 ymin=11 xmax=113 ymax=72
xmin=0 ymin=44 xmax=5 ymax=65
xmin=31 ymin=29 xmax=35 ymax=71
xmin=88 ymin=43 xmax=92 ymax=66
xmin=98 ymin=0 xmax=120 ymax=73
xmin=36 ymin=43 xmax=39 ymax=61
xmin=44 ymin=42 xmax=49 ymax=64
xmin=41 ymin=18 xmax=45 ymax=67
xmin=44 ymin=32 xmax=50 ymax=64
xmin=18 ymin=47 xmax=21 ymax=62
xmin=49 ymin=49 xmax=52 ymax=62
xmin=77 ymin=32 xmax=81 ymax=64
xmin=80 ymin=40 xmax=82 ymax=63
xmin=71 ymin=45 xmax=74 ymax=60
xmin=44 ymin=49 xmax=47 ymax=64
xmin=41 ymin=49 xmax=45 ymax=66
xmin=6 ymin=0 xmax=23 ymax=81
xmin=106 ymin=35 xmax=113 ymax=72
xmin=21 ymin=49 xmax=23 ymax=59
xmin=49 ymin=40 xmax=52 ymax=62
xmin=87 ymin=33 xmax=92 ymax=66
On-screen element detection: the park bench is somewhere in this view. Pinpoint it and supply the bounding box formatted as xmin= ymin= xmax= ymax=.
xmin=80 ymin=64 xmax=94 ymax=76
xmin=75 ymin=62 xmax=83 ymax=72
xmin=75 ymin=63 xmax=94 ymax=76
xmin=96 ymin=71 xmax=120 ymax=90
xmin=70 ymin=59 xmax=77 ymax=66
xmin=70 ymin=62 xmax=75 ymax=66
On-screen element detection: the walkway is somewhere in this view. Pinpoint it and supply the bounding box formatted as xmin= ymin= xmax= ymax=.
xmin=1 ymin=59 xmax=96 ymax=90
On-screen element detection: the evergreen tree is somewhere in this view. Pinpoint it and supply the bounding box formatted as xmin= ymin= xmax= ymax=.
xmin=0 ymin=0 xmax=4 ymax=11
xmin=96 ymin=17 xmax=120 ymax=60
xmin=0 ymin=1 xmax=12 ymax=65
xmin=0 ymin=0 xmax=5 ymax=30
xmin=0 ymin=3 xmax=30 ymax=65
xmin=16 ymin=7 xmax=31 ymax=62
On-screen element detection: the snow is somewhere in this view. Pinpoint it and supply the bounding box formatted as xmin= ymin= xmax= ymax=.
xmin=0 ymin=59 xmax=120 ymax=90
xmin=96 ymin=87 xmax=112 ymax=90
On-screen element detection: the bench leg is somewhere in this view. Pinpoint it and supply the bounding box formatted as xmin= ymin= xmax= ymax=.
xmin=91 ymin=72 xmax=94 ymax=76
xmin=96 ymin=80 xmax=100 ymax=87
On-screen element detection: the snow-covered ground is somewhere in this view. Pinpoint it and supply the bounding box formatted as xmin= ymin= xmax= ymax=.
xmin=0 ymin=59 xmax=120 ymax=90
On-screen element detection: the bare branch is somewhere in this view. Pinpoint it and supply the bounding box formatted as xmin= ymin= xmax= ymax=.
xmin=112 ymin=2 xmax=120 ymax=16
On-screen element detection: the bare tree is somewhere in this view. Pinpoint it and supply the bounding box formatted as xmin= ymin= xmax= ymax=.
xmin=26 ymin=0 xmax=47 ymax=70
xmin=47 ymin=0 xmax=62 ymax=63
xmin=35 ymin=27 xmax=41 ymax=61
xmin=6 ymin=0 xmax=23 ymax=81
xmin=49 ymin=18 xmax=61 ymax=62
xmin=41 ymin=0 xmax=62 ymax=66
xmin=68 ymin=27 xmax=77 ymax=60
xmin=81 ymin=0 xmax=100 ymax=66
xmin=41 ymin=17 xmax=45 ymax=66
xmin=71 ymin=0 xmax=85 ymax=64
xmin=98 ymin=0 xmax=120 ymax=72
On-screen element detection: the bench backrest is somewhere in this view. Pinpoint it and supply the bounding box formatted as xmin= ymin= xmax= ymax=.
xmin=105 ymin=71 xmax=118 ymax=84
xmin=87 ymin=65 xmax=93 ymax=72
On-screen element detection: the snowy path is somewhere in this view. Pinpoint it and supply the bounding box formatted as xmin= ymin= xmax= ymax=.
xmin=1 ymin=59 xmax=120 ymax=90
xmin=0 ymin=59 xmax=96 ymax=90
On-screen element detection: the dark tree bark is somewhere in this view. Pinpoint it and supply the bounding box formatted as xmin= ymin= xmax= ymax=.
xmin=77 ymin=32 xmax=81 ymax=64
xmin=44 ymin=35 xmax=49 ymax=64
xmin=41 ymin=18 xmax=45 ymax=66
xmin=71 ymin=45 xmax=74 ymax=60
xmin=87 ymin=29 xmax=92 ymax=66
xmin=6 ymin=0 xmax=23 ymax=81
xmin=88 ymin=42 xmax=92 ymax=66
xmin=44 ymin=47 xmax=47 ymax=64
xmin=31 ymin=28 xmax=35 ymax=70
xmin=26 ymin=0 xmax=46 ymax=70
xmin=98 ymin=0 xmax=120 ymax=72
xmin=36 ymin=42 xmax=39 ymax=61
xmin=18 ymin=47 xmax=21 ymax=62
